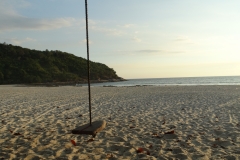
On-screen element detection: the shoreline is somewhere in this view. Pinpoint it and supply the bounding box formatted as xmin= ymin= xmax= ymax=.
xmin=0 ymin=85 xmax=240 ymax=159
xmin=0 ymin=78 xmax=127 ymax=87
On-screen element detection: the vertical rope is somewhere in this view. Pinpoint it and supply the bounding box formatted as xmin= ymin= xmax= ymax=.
xmin=85 ymin=0 xmax=92 ymax=126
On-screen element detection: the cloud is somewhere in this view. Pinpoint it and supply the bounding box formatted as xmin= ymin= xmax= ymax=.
xmin=118 ymin=24 xmax=135 ymax=28
xmin=79 ymin=39 xmax=93 ymax=45
xmin=0 ymin=1 xmax=77 ymax=31
xmin=174 ymin=36 xmax=195 ymax=44
xmin=132 ymin=36 xmax=142 ymax=42
xmin=81 ymin=21 xmax=134 ymax=37
xmin=138 ymin=50 xmax=161 ymax=53
xmin=0 ymin=15 xmax=77 ymax=31
xmin=0 ymin=0 xmax=30 ymax=10
xmin=79 ymin=19 xmax=97 ymax=28
xmin=136 ymin=49 xmax=185 ymax=55
xmin=90 ymin=26 xmax=124 ymax=36
xmin=5 ymin=37 xmax=36 ymax=45
xmin=174 ymin=36 xmax=189 ymax=42
xmin=112 ymin=49 xmax=185 ymax=56
xmin=123 ymin=24 xmax=134 ymax=28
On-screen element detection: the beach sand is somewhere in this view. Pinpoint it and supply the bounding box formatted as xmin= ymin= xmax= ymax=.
xmin=0 ymin=85 xmax=240 ymax=160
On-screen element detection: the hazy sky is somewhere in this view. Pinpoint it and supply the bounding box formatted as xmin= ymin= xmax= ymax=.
xmin=1 ymin=0 xmax=240 ymax=79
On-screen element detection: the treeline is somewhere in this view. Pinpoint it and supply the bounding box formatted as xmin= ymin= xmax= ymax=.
xmin=0 ymin=43 xmax=121 ymax=84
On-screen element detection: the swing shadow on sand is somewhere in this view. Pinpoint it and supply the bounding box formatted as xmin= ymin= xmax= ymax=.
xmin=71 ymin=120 xmax=106 ymax=137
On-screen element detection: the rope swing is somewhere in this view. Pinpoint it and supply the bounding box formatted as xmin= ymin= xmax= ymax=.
xmin=71 ymin=0 xmax=106 ymax=137
xmin=85 ymin=0 xmax=92 ymax=126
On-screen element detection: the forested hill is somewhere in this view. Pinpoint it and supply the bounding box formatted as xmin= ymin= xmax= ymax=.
xmin=0 ymin=43 xmax=123 ymax=85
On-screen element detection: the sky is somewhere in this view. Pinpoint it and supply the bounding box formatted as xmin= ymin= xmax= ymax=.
xmin=1 ymin=0 xmax=240 ymax=79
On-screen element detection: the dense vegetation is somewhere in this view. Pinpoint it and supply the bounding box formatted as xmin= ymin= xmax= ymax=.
xmin=0 ymin=43 xmax=121 ymax=84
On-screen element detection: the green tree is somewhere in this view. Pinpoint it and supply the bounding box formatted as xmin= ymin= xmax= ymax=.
xmin=0 ymin=71 xmax=4 ymax=84
xmin=0 ymin=43 xmax=121 ymax=84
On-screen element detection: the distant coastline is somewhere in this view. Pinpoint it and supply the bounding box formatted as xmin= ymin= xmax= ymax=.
xmin=24 ymin=78 xmax=127 ymax=87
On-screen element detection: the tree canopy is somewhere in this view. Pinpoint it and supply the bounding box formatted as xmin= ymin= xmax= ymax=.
xmin=0 ymin=43 xmax=121 ymax=84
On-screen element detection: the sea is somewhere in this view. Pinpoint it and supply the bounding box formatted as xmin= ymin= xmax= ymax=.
xmin=85 ymin=76 xmax=240 ymax=87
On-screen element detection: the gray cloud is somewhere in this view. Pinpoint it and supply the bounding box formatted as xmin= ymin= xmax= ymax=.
xmin=136 ymin=49 xmax=185 ymax=55
xmin=90 ymin=26 xmax=124 ymax=36
xmin=132 ymin=36 xmax=142 ymax=42
xmin=175 ymin=37 xmax=188 ymax=42
xmin=118 ymin=24 xmax=135 ymax=28
xmin=110 ymin=49 xmax=185 ymax=56
xmin=138 ymin=50 xmax=162 ymax=53
xmin=79 ymin=39 xmax=93 ymax=45
xmin=4 ymin=37 xmax=36 ymax=45
xmin=0 ymin=1 xmax=77 ymax=31
xmin=173 ymin=36 xmax=196 ymax=44
xmin=0 ymin=14 xmax=77 ymax=31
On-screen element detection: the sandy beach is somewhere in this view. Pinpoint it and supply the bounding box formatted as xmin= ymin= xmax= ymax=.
xmin=0 ymin=85 xmax=240 ymax=160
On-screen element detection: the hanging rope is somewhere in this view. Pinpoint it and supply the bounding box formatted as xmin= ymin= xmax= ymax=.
xmin=85 ymin=0 xmax=92 ymax=126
